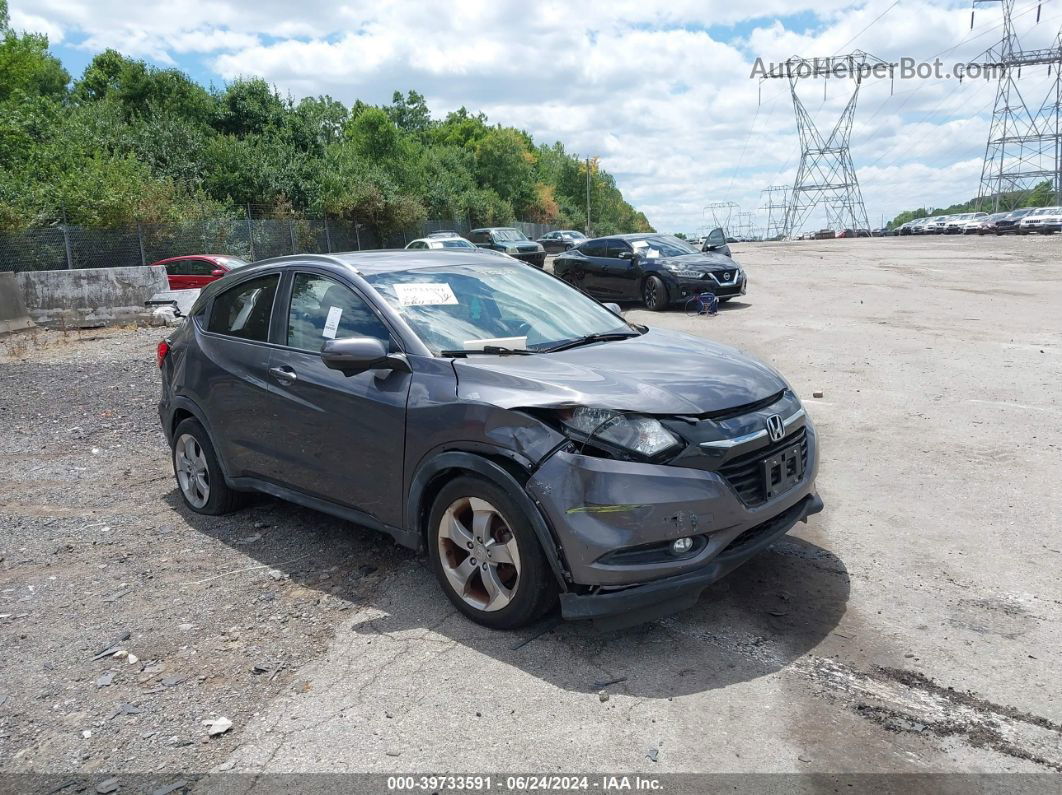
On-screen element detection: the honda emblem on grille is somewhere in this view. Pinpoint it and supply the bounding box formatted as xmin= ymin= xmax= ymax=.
xmin=765 ymin=414 xmax=785 ymax=442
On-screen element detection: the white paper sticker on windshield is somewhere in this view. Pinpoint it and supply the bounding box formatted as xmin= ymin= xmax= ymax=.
xmin=630 ymin=239 xmax=648 ymax=248
xmin=394 ymin=283 xmax=459 ymax=306
xmin=322 ymin=306 xmax=342 ymax=339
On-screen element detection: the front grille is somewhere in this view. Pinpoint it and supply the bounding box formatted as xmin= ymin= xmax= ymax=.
xmin=718 ymin=427 xmax=808 ymax=506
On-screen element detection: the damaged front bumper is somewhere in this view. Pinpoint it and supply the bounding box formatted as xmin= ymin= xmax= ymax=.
xmin=558 ymin=493 xmax=822 ymax=627
xmin=525 ymin=420 xmax=820 ymax=625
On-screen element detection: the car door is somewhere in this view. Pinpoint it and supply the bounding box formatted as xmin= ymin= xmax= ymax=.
xmin=165 ymin=259 xmax=191 ymax=290
xmin=701 ymin=227 xmax=732 ymax=258
xmin=196 ymin=273 xmax=285 ymax=478
xmin=601 ymin=239 xmax=639 ymax=299
xmin=576 ymin=238 xmax=611 ymax=296
xmin=186 ymin=259 xmax=221 ymax=288
xmin=262 ymin=270 xmax=411 ymax=528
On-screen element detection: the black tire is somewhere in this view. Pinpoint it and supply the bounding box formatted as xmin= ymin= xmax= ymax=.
xmin=427 ymin=475 xmax=557 ymax=629
xmin=642 ymin=275 xmax=668 ymax=311
xmin=171 ymin=418 xmax=244 ymax=515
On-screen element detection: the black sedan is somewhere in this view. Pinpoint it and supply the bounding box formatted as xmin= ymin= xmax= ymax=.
xmin=553 ymin=234 xmax=746 ymax=311
xmin=537 ymin=229 xmax=588 ymax=253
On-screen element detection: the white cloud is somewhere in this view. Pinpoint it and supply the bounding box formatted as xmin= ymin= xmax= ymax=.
xmin=9 ymin=9 xmax=65 ymax=43
xmin=18 ymin=0 xmax=1058 ymax=232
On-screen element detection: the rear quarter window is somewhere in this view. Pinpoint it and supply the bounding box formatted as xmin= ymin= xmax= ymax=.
xmin=206 ymin=274 xmax=279 ymax=342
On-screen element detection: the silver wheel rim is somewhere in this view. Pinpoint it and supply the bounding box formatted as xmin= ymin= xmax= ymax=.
xmin=437 ymin=497 xmax=521 ymax=612
xmin=174 ymin=433 xmax=210 ymax=509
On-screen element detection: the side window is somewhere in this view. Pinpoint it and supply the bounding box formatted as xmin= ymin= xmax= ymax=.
xmin=165 ymin=261 xmax=188 ymax=276
xmin=606 ymin=239 xmax=631 ymax=258
xmin=580 ymin=239 xmax=606 ymax=257
xmin=186 ymin=259 xmax=216 ymax=276
xmin=207 ymin=274 xmax=279 ymax=342
xmin=471 ymin=231 xmax=487 ymax=244
xmin=408 ymin=241 xmax=425 ymax=250
xmin=287 ymin=273 xmax=392 ymax=353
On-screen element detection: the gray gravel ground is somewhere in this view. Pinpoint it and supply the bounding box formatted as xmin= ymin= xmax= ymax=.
xmin=1 ymin=234 xmax=1060 ymax=787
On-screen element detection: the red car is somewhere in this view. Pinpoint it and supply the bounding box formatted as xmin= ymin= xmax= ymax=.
xmin=151 ymin=254 xmax=249 ymax=290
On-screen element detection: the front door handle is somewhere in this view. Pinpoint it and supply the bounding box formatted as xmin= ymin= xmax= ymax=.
xmin=268 ymin=366 xmax=297 ymax=385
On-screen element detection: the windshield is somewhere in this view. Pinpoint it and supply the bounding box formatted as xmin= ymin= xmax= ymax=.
xmin=561 ymin=230 xmax=587 ymax=239
xmin=366 ymin=261 xmax=633 ymax=354
xmin=491 ymin=229 xmax=528 ymax=242
xmin=216 ymin=256 xmax=249 ymax=269
xmin=440 ymin=239 xmax=476 ymax=249
xmin=629 ymin=235 xmax=699 ymax=258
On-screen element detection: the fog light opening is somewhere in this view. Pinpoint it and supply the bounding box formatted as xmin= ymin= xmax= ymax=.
xmin=670 ymin=537 xmax=694 ymax=556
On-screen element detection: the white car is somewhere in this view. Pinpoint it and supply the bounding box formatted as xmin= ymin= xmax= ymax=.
xmin=405 ymin=232 xmax=480 ymax=250
xmin=1018 ymin=207 xmax=1062 ymax=234
xmin=957 ymin=213 xmax=989 ymax=234
xmin=923 ymin=215 xmax=950 ymax=233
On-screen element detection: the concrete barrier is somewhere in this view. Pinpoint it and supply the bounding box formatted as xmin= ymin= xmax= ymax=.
xmin=15 ymin=266 xmax=169 ymax=328
xmin=0 ymin=272 xmax=36 ymax=334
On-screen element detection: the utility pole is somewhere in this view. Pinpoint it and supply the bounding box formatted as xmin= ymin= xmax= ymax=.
xmin=765 ymin=51 xmax=884 ymax=238
xmin=972 ymin=1 xmax=1062 ymax=209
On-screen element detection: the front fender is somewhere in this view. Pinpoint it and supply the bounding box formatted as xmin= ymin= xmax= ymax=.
xmin=405 ymin=449 xmax=570 ymax=589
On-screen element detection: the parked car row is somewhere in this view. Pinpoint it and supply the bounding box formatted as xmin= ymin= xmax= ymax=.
xmin=897 ymin=207 xmax=1062 ymax=236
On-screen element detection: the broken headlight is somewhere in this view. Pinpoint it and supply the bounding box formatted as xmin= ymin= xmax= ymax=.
xmin=558 ymin=408 xmax=681 ymax=459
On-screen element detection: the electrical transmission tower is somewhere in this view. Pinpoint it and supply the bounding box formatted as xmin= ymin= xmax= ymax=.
xmin=702 ymin=201 xmax=738 ymax=235
xmin=733 ymin=211 xmax=756 ymax=240
xmin=759 ymin=185 xmax=790 ymax=239
xmin=767 ymin=51 xmax=887 ymax=238
xmin=973 ymin=0 xmax=1062 ymax=209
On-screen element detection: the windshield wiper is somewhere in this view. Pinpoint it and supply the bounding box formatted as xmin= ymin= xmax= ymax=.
xmin=542 ymin=331 xmax=640 ymax=353
xmin=441 ymin=346 xmax=537 ymax=357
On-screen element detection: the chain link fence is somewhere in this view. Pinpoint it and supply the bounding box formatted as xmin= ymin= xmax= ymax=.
xmin=0 ymin=217 xmax=562 ymax=273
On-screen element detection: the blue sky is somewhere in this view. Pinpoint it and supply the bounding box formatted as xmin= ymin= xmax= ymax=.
xmin=13 ymin=0 xmax=1062 ymax=233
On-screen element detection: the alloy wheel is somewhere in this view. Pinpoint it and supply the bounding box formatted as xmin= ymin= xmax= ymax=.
xmin=643 ymin=278 xmax=660 ymax=309
xmin=174 ymin=433 xmax=210 ymax=509
xmin=437 ymin=496 xmax=521 ymax=612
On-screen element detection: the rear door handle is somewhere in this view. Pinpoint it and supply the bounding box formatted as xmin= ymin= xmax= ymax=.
xmin=268 ymin=366 xmax=297 ymax=385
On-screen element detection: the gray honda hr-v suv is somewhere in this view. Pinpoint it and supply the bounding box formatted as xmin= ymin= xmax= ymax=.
xmin=157 ymin=249 xmax=821 ymax=629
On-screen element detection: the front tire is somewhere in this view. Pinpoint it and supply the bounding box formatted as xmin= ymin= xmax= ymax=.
xmin=427 ymin=476 xmax=557 ymax=629
xmin=172 ymin=418 xmax=243 ymax=515
xmin=642 ymin=275 xmax=668 ymax=311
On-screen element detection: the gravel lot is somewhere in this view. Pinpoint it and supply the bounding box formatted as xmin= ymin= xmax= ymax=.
xmin=0 ymin=235 xmax=1060 ymax=786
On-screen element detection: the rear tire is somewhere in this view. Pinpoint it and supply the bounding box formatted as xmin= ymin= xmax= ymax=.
xmin=171 ymin=418 xmax=244 ymax=515
xmin=427 ymin=475 xmax=557 ymax=629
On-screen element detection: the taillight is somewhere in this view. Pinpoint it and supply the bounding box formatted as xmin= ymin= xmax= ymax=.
xmin=156 ymin=340 xmax=170 ymax=369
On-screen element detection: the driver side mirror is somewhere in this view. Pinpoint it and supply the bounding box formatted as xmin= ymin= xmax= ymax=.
xmin=617 ymin=251 xmax=633 ymax=260
xmin=321 ymin=337 xmax=410 ymax=376
xmin=211 ymin=269 xmax=225 ymax=277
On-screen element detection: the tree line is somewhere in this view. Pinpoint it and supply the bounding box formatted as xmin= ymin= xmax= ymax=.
xmin=0 ymin=5 xmax=653 ymax=238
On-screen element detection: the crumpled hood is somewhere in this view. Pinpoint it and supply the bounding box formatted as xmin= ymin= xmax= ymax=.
xmin=453 ymin=327 xmax=786 ymax=414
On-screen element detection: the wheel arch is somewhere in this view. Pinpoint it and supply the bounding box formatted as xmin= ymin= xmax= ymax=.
xmin=406 ymin=449 xmax=570 ymax=590
xmin=167 ymin=396 xmax=235 ymax=483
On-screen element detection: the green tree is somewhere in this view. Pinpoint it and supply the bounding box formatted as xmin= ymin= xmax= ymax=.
xmin=0 ymin=28 xmax=69 ymax=102
xmin=385 ymin=90 xmax=431 ymax=134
